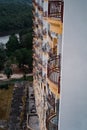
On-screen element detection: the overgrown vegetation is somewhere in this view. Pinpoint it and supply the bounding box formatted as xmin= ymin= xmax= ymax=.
xmin=0 ymin=85 xmax=13 ymax=120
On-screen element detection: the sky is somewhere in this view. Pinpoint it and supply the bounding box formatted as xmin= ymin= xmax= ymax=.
xmin=59 ymin=0 xmax=87 ymax=130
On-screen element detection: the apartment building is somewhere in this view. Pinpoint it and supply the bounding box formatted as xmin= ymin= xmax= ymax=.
xmin=32 ymin=0 xmax=64 ymax=130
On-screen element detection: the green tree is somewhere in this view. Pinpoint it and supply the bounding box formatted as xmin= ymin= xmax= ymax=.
xmin=6 ymin=34 xmax=20 ymax=56
xmin=15 ymin=49 xmax=23 ymax=68
xmin=0 ymin=43 xmax=6 ymax=70
xmin=20 ymin=33 xmax=32 ymax=49
xmin=15 ymin=48 xmax=32 ymax=69
xmin=4 ymin=66 xmax=12 ymax=79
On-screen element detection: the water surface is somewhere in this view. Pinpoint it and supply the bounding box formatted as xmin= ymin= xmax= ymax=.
xmin=0 ymin=34 xmax=19 ymax=44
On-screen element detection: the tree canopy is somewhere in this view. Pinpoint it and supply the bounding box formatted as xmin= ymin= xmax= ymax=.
xmin=0 ymin=1 xmax=32 ymax=36
xmin=20 ymin=33 xmax=32 ymax=49
xmin=4 ymin=66 xmax=12 ymax=79
xmin=5 ymin=30 xmax=33 ymax=72
xmin=6 ymin=35 xmax=20 ymax=56
xmin=15 ymin=48 xmax=32 ymax=68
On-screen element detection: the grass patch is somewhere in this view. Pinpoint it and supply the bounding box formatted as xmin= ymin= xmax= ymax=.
xmin=0 ymin=85 xmax=13 ymax=120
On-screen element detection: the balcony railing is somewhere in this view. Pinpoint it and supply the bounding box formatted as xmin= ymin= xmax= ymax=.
xmin=46 ymin=105 xmax=58 ymax=130
xmin=47 ymin=94 xmax=55 ymax=108
xmin=46 ymin=97 xmax=59 ymax=129
xmin=48 ymin=0 xmax=64 ymax=22
xmin=47 ymin=115 xmax=58 ymax=130
xmin=48 ymin=47 xmax=57 ymax=57
xmin=47 ymin=55 xmax=61 ymax=93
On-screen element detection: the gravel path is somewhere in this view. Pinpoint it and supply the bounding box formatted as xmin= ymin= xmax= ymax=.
xmin=0 ymin=73 xmax=33 ymax=81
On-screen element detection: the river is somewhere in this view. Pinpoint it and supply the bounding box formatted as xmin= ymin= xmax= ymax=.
xmin=0 ymin=34 xmax=19 ymax=44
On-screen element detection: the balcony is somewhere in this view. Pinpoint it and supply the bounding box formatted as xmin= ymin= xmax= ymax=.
xmin=48 ymin=0 xmax=64 ymax=22
xmin=47 ymin=115 xmax=58 ymax=130
xmin=46 ymin=98 xmax=59 ymax=130
xmin=47 ymin=93 xmax=55 ymax=109
xmin=47 ymin=55 xmax=61 ymax=93
xmin=46 ymin=109 xmax=58 ymax=130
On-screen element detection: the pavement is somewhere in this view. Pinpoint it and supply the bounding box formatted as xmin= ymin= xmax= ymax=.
xmin=8 ymin=81 xmax=28 ymax=130
xmin=0 ymin=73 xmax=33 ymax=81
xmin=27 ymin=83 xmax=40 ymax=130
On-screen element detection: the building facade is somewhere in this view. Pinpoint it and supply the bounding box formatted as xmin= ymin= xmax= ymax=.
xmin=33 ymin=0 xmax=64 ymax=130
